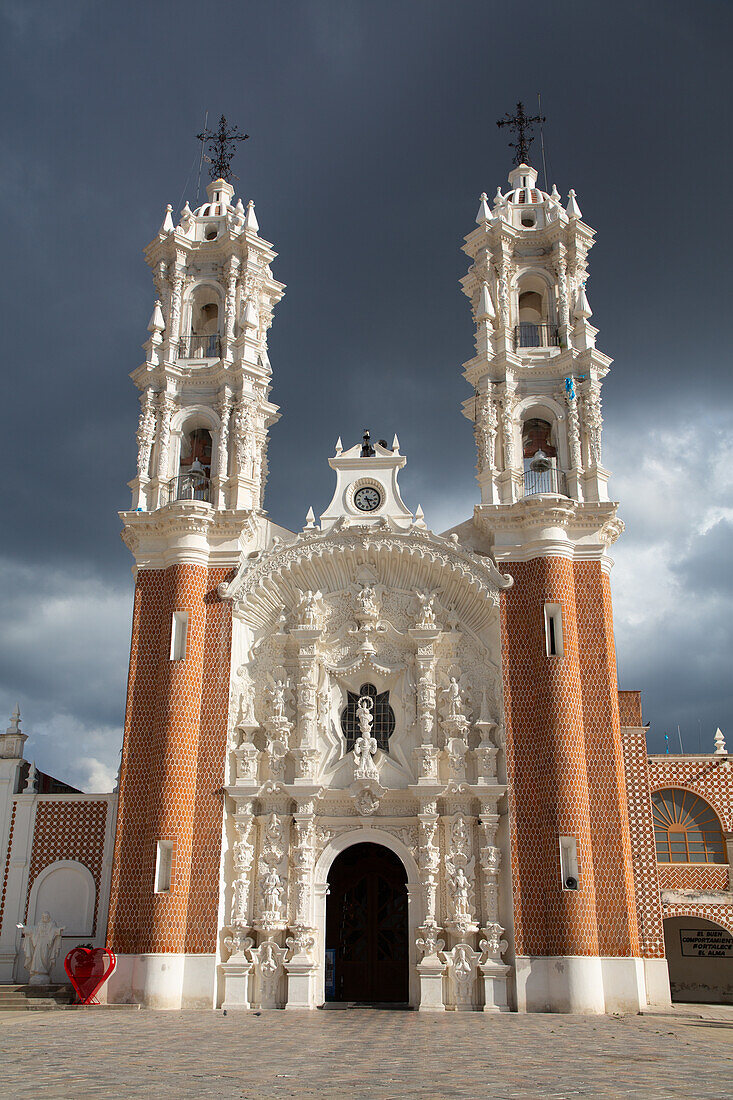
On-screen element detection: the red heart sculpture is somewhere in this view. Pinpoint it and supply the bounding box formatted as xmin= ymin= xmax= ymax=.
xmin=64 ymin=946 xmax=116 ymax=1005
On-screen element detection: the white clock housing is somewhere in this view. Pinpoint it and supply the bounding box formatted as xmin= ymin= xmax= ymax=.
xmin=319 ymin=434 xmax=417 ymax=531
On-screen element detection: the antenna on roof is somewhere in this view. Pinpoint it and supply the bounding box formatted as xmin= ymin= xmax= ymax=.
xmin=196 ymin=109 xmax=208 ymax=206
xmin=537 ymin=93 xmax=549 ymax=193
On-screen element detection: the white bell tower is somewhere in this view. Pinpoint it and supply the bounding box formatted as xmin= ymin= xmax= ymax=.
xmin=127 ymin=168 xmax=285 ymax=522
xmin=461 ymin=156 xmax=621 ymax=560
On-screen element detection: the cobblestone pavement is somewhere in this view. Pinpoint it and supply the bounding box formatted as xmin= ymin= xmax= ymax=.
xmin=1 ymin=1008 xmax=732 ymax=1099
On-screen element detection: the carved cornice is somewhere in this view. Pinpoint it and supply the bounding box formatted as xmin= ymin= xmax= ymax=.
xmin=219 ymin=525 xmax=513 ymax=608
xmin=474 ymin=497 xmax=622 ymax=538
xmin=120 ymin=504 xmax=259 ymax=557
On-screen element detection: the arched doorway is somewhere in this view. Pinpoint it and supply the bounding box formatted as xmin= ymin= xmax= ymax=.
xmin=325 ymin=843 xmax=409 ymax=1004
xmin=663 ymin=916 xmax=733 ymax=1004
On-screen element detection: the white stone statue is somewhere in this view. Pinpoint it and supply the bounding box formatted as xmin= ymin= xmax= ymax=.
xmin=415 ymin=591 xmax=437 ymax=627
xmin=268 ymin=679 xmax=287 ymax=721
xmin=17 ymin=912 xmax=64 ymax=985
xmin=445 ymin=677 xmax=464 ymax=719
xmin=260 ymin=867 xmax=285 ymax=916
xmin=353 ymin=696 xmax=379 ymax=781
xmin=452 ymin=866 xmax=471 ymax=919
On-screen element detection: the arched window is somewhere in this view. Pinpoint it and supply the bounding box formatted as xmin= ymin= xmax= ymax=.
xmin=173 ymin=427 xmax=212 ymax=502
xmin=340 ymin=683 xmax=395 ymax=752
xmin=522 ymin=418 xmax=556 ymax=459
xmin=652 ymin=790 xmax=726 ymax=864
xmin=183 ymin=286 xmax=222 ymax=358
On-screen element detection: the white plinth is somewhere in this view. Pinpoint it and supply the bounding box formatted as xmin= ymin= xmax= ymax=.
xmin=417 ymin=958 xmax=446 ymax=1012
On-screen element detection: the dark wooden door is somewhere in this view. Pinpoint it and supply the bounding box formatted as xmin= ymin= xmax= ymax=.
xmin=326 ymin=843 xmax=409 ymax=1003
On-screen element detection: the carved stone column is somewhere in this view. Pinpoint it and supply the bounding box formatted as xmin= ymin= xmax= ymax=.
xmin=291 ymin=622 xmax=324 ymax=782
xmin=215 ymin=390 xmax=232 ymax=508
xmin=285 ymin=791 xmax=321 ymax=1009
xmin=443 ymin=807 xmax=479 ymax=942
xmin=222 ymin=797 xmax=256 ymax=1010
xmin=410 ymin=624 xmax=441 ymax=780
xmin=565 ymin=384 xmax=584 ymax=502
xmin=167 ymin=263 xmax=184 ymax=356
xmin=132 ymin=388 xmax=156 ymax=509
xmin=477 ymin=795 xmax=510 ymax=1012
xmin=153 ymin=392 xmax=176 ymax=506
xmin=223 ymin=257 xmax=240 ymax=361
xmin=415 ymin=795 xmax=446 ymax=1012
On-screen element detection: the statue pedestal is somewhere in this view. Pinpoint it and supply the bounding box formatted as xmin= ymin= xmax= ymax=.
xmin=417 ymin=957 xmax=445 ymax=1012
xmin=221 ymin=959 xmax=253 ymax=1010
xmin=480 ymin=960 xmax=511 ymax=1012
xmin=285 ymin=957 xmax=317 ymax=1010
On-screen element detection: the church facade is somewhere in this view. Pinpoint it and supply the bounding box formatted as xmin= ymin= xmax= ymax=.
xmin=2 ymin=149 xmax=731 ymax=1010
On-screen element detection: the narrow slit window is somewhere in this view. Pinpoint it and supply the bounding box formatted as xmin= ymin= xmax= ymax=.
xmin=170 ymin=611 xmax=188 ymax=661
xmin=544 ymin=602 xmax=563 ymax=657
xmin=559 ymin=836 xmax=579 ymax=890
xmin=155 ymin=840 xmax=174 ymax=893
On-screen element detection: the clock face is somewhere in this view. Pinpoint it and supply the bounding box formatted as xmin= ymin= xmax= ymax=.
xmin=354 ymin=485 xmax=382 ymax=512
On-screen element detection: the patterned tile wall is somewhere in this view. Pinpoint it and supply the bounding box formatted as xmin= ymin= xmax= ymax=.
xmin=0 ymin=802 xmax=17 ymax=936
xmin=107 ymin=565 xmax=232 ymax=955
xmin=575 ymin=565 xmax=639 ymax=956
xmin=501 ymin=558 xmax=639 ymax=959
xmin=618 ymin=691 xmax=643 ymax=728
xmin=24 ymin=800 xmax=109 ymax=934
xmin=657 ymin=864 xmax=729 ymax=891
xmin=648 ymin=757 xmax=733 ymax=832
xmin=621 ymin=728 xmax=665 ymax=958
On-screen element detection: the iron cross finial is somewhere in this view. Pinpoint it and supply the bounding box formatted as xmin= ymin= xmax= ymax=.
xmin=496 ymin=101 xmax=545 ymax=167
xmin=196 ymin=115 xmax=249 ymax=182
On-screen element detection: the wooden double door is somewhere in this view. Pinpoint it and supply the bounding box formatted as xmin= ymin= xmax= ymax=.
xmin=326 ymin=843 xmax=409 ymax=1004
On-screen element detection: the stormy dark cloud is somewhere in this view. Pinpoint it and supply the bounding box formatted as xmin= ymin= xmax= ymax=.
xmin=1 ymin=0 xmax=731 ymax=787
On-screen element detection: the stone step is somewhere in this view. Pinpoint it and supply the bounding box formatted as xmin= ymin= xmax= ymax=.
xmin=0 ymin=984 xmax=74 ymax=1011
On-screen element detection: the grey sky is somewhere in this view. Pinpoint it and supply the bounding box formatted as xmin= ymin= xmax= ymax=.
xmin=2 ymin=0 xmax=731 ymax=787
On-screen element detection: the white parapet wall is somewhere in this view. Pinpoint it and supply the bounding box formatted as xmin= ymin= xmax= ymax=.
xmin=514 ymin=955 xmax=663 ymax=1014
xmin=105 ymin=953 xmax=216 ymax=1009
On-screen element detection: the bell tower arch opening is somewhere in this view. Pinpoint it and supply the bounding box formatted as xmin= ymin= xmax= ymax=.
xmin=325 ymin=842 xmax=409 ymax=1005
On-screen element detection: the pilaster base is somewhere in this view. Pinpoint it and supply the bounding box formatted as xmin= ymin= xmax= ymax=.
xmin=285 ymin=958 xmax=317 ymax=1010
xmin=480 ymin=961 xmax=511 ymax=1012
xmin=417 ymin=958 xmax=446 ymax=1012
xmin=221 ymin=959 xmax=253 ymax=1010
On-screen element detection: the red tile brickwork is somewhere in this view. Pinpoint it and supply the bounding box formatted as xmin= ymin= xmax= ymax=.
xmin=24 ymin=800 xmax=108 ymax=934
xmin=501 ymin=557 xmax=638 ymax=958
xmin=107 ymin=564 xmax=232 ymax=955
xmin=662 ymin=903 xmax=733 ymax=936
xmin=657 ymin=864 xmax=729 ymax=891
xmin=621 ymin=728 xmax=665 ymax=958
xmin=575 ymin=565 xmax=639 ymax=956
xmin=0 ymin=802 xmax=17 ymax=935
xmin=648 ymin=757 xmax=733 ymax=832
xmin=618 ymin=691 xmax=643 ymax=728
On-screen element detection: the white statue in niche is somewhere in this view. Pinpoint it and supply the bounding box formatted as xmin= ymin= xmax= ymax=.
xmin=451 ymin=866 xmax=472 ymax=920
xmin=415 ymin=591 xmax=437 ymax=627
xmin=268 ymin=680 xmax=287 ymax=720
xmin=260 ymin=866 xmax=285 ymax=917
xmin=17 ymin=912 xmax=64 ymax=985
xmin=353 ymin=695 xmax=379 ymax=781
xmin=445 ymin=677 xmax=465 ymax=719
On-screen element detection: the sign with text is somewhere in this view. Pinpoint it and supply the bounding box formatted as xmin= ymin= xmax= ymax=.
xmin=680 ymin=927 xmax=733 ymax=957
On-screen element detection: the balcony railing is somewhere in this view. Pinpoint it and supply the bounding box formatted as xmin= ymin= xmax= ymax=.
xmin=514 ymin=323 xmax=560 ymax=349
xmin=167 ymin=471 xmax=212 ymax=504
xmin=178 ymin=334 xmax=221 ymax=359
xmin=523 ymin=464 xmax=568 ymax=497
